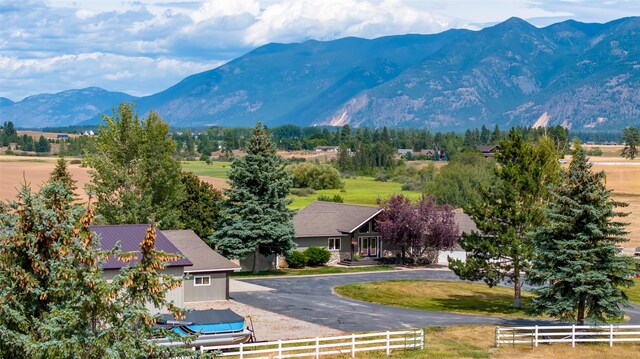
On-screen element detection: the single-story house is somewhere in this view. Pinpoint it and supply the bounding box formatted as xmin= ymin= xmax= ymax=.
xmin=292 ymin=201 xmax=477 ymax=265
xmin=397 ymin=149 xmax=413 ymax=157
xmin=92 ymin=225 xmax=238 ymax=311
xmin=163 ymin=230 xmax=240 ymax=302
xmin=476 ymin=145 xmax=501 ymax=158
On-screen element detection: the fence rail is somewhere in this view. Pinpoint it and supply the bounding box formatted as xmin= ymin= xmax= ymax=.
xmin=496 ymin=324 xmax=640 ymax=348
xmin=199 ymin=329 xmax=424 ymax=358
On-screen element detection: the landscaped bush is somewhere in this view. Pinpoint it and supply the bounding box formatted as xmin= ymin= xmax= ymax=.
xmin=286 ymin=250 xmax=307 ymax=268
xmin=304 ymin=247 xmax=331 ymax=266
xmin=69 ymin=159 xmax=81 ymax=164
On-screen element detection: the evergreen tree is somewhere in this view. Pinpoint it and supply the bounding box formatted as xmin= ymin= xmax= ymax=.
xmin=35 ymin=135 xmax=51 ymax=153
xmin=49 ymin=157 xmax=77 ymax=194
xmin=178 ymin=171 xmax=224 ymax=238
xmin=211 ymin=123 xmax=295 ymax=273
xmin=528 ymin=142 xmax=634 ymax=324
xmin=0 ymin=183 xmax=193 ymax=358
xmin=449 ymin=130 xmax=561 ymax=307
xmin=621 ymin=125 xmax=639 ymax=159
xmin=83 ymin=102 xmax=184 ymax=228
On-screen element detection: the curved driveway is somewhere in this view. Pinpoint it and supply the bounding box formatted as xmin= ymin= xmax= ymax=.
xmin=231 ymin=269 xmax=561 ymax=332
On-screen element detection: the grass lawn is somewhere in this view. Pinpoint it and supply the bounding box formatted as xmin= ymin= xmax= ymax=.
xmin=289 ymin=176 xmax=422 ymax=209
xmin=628 ymin=278 xmax=640 ymax=305
xmin=231 ymin=265 xmax=396 ymax=278
xmin=180 ymin=161 xmax=422 ymax=209
xmin=334 ymin=280 xmax=537 ymax=318
xmin=181 ymin=160 xmax=231 ymax=179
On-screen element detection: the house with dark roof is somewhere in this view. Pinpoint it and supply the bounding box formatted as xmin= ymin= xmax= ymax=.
xmin=476 ymin=145 xmax=501 ymax=158
xmin=92 ymin=225 xmax=238 ymax=310
xmin=163 ymin=230 xmax=239 ymax=302
xmin=292 ymin=201 xmax=478 ymax=265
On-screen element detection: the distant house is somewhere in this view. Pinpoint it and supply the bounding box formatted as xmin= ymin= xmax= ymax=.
xmin=397 ymin=149 xmax=413 ymax=157
xmin=93 ymin=225 xmax=238 ymax=311
xmin=57 ymin=134 xmax=70 ymax=139
xmin=476 ymin=145 xmax=500 ymax=158
xmin=315 ymin=146 xmax=339 ymax=152
xmin=419 ymin=149 xmax=435 ymax=157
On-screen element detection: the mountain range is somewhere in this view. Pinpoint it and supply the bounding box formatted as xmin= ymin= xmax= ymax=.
xmin=2 ymin=17 xmax=639 ymax=131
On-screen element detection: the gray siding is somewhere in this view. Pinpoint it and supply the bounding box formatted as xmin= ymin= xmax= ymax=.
xmin=183 ymin=271 xmax=230 ymax=302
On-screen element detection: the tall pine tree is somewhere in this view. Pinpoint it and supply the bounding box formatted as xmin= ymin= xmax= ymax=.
xmin=449 ymin=130 xmax=560 ymax=307
xmin=49 ymin=157 xmax=77 ymax=195
xmin=211 ymin=123 xmax=295 ymax=273
xmin=528 ymin=142 xmax=634 ymax=324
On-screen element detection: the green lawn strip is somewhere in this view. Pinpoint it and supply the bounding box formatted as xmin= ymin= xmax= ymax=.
xmin=288 ymin=176 xmax=422 ymax=209
xmin=627 ymin=278 xmax=640 ymax=305
xmin=181 ymin=160 xmax=231 ymax=179
xmin=334 ymin=280 xmax=538 ymax=319
xmin=231 ymin=265 xmax=396 ymax=278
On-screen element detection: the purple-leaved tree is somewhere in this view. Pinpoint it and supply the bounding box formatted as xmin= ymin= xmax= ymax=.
xmin=377 ymin=195 xmax=459 ymax=263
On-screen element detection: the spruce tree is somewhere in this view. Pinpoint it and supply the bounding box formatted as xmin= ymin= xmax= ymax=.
xmin=49 ymin=157 xmax=77 ymax=194
xmin=449 ymin=130 xmax=560 ymax=307
xmin=211 ymin=123 xmax=295 ymax=273
xmin=528 ymin=142 xmax=634 ymax=324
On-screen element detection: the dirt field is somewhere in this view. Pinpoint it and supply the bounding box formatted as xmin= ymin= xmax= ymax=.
xmin=16 ymin=130 xmax=80 ymax=139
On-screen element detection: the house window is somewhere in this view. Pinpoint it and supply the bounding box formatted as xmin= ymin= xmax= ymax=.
xmin=328 ymin=238 xmax=341 ymax=250
xmin=359 ymin=223 xmax=370 ymax=233
xmin=194 ymin=275 xmax=210 ymax=286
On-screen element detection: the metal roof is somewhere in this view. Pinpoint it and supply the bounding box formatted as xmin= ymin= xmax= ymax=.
xmin=92 ymin=224 xmax=193 ymax=270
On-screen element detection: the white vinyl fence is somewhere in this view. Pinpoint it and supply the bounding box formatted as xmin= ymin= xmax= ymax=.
xmin=199 ymin=329 xmax=424 ymax=358
xmin=496 ymin=325 xmax=640 ymax=348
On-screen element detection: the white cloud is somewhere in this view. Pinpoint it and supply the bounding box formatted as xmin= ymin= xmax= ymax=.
xmin=1 ymin=0 xmax=638 ymax=101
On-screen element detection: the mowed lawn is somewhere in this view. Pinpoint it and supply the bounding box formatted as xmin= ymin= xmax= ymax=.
xmin=179 ymin=160 xmax=422 ymax=209
xmin=334 ymin=280 xmax=537 ymax=318
xmin=629 ymin=278 xmax=640 ymax=305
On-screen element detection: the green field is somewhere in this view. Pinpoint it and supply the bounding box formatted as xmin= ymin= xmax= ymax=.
xmin=180 ymin=160 xmax=422 ymax=209
xmin=629 ymin=278 xmax=640 ymax=305
xmin=181 ymin=160 xmax=231 ymax=179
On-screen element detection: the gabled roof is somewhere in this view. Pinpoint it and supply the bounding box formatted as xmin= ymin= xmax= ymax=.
xmin=162 ymin=230 xmax=240 ymax=273
xmin=92 ymin=224 xmax=193 ymax=270
xmin=293 ymin=201 xmax=383 ymax=238
xmin=476 ymin=145 xmax=500 ymax=152
xmin=454 ymin=211 xmax=478 ymax=235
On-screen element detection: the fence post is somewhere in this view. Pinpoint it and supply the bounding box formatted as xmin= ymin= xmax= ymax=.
xmin=382 ymin=331 xmax=388 ymax=355
xmin=420 ymin=329 xmax=425 ymax=350
xmin=534 ymin=325 xmax=538 ymax=347
xmin=316 ymin=337 xmax=320 ymax=359
xmin=610 ymin=324 xmax=614 ymax=347
xmin=496 ymin=327 xmax=500 ymax=348
xmin=351 ymin=333 xmax=356 ymax=358
xmin=278 ymin=339 xmax=282 ymax=359
xmin=571 ymin=325 xmax=575 ymax=348
xmin=240 ymin=342 xmax=244 ymax=359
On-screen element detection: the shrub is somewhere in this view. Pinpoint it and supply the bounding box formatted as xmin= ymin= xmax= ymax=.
xmin=69 ymin=159 xmax=81 ymax=164
xmin=304 ymin=247 xmax=331 ymax=266
xmin=586 ymin=147 xmax=603 ymax=156
xmin=199 ymin=153 xmax=210 ymax=161
xmin=290 ymin=188 xmax=316 ymax=197
xmin=286 ymin=250 xmax=307 ymax=268
xmin=317 ymin=194 xmax=343 ymax=203
xmin=290 ymin=162 xmax=344 ymax=190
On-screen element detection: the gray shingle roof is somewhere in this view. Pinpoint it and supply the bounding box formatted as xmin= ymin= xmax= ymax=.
xmin=454 ymin=211 xmax=478 ymax=236
xmin=92 ymin=224 xmax=193 ymax=270
xmin=162 ymin=230 xmax=239 ymax=273
xmin=293 ymin=201 xmax=383 ymax=237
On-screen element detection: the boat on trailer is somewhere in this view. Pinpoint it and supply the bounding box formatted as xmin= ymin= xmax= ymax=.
xmin=153 ymin=309 xmax=254 ymax=348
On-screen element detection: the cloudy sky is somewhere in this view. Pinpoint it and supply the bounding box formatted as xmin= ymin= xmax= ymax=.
xmin=1 ymin=0 xmax=638 ymax=101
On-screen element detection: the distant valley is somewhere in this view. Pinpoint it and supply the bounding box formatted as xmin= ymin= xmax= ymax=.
xmin=2 ymin=17 xmax=639 ymax=131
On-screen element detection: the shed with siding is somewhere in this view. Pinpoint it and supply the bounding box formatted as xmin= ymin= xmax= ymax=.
xmin=163 ymin=230 xmax=239 ymax=302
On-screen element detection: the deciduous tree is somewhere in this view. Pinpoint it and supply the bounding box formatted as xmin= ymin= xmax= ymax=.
xmin=178 ymin=171 xmax=224 ymax=238
xmin=377 ymin=194 xmax=459 ymax=263
xmin=83 ymin=102 xmax=184 ymax=228
xmin=528 ymin=142 xmax=634 ymax=324
xmin=211 ymin=123 xmax=295 ymax=273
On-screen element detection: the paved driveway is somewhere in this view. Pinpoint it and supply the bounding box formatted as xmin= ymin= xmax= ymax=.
xmin=230 ymin=269 xmax=558 ymax=332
